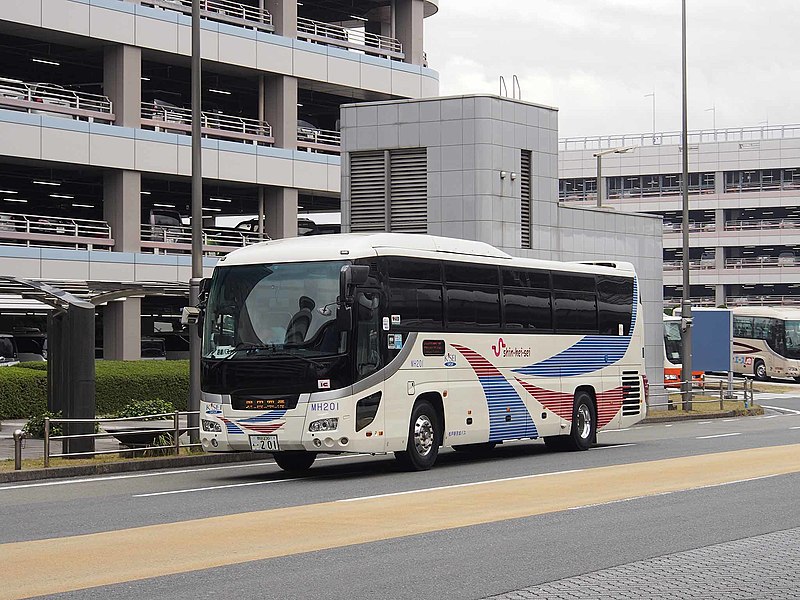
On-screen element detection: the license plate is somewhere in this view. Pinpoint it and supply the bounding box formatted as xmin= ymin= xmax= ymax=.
xmin=249 ymin=435 xmax=280 ymax=452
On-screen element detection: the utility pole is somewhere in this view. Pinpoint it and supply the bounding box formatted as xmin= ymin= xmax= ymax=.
xmin=680 ymin=0 xmax=693 ymax=411
xmin=189 ymin=0 xmax=202 ymax=442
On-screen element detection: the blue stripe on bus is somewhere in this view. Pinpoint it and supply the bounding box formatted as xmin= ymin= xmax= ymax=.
xmin=477 ymin=375 xmax=538 ymax=441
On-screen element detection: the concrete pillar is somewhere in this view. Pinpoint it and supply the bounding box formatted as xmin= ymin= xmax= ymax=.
xmin=395 ymin=0 xmax=425 ymax=65
xmin=104 ymin=45 xmax=142 ymax=128
xmin=265 ymin=187 xmax=298 ymax=239
xmin=716 ymin=284 xmax=726 ymax=307
xmin=715 ymin=208 xmax=725 ymax=231
xmin=266 ymin=0 xmax=297 ymax=37
xmin=104 ymin=170 xmax=142 ymax=253
xmin=265 ymin=74 xmax=298 ymax=150
xmin=103 ymin=298 xmax=142 ymax=361
xmin=714 ymin=170 xmax=725 ymax=195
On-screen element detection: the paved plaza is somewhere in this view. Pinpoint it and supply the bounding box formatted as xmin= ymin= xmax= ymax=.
xmin=485 ymin=527 xmax=800 ymax=599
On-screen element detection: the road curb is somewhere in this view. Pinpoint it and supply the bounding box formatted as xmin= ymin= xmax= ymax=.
xmin=642 ymin=406 xmax=764 ymax=424
xmin=0 ymin=451 xmax=270 ymax=484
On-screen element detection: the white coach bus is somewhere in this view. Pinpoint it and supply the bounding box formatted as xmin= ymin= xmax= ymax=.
xmin=198 ymin=233 xmax=647 ymax=472
xmin=732 ymin=306 xmax=800 ymax=381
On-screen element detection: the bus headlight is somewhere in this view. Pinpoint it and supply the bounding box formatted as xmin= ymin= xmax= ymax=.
xmin=202 ymin=419 xmax=222 ymax=432
xmin=309 ymin=418 xmax=339 ymax=432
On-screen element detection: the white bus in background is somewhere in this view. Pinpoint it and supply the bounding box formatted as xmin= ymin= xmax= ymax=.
xmin=732 ymin=306 xmax=800 ymax=381
xmin=198 ymin=233 xmax=648 ymax=472
xmin=663 ymin=315 xmax=704 ymax=389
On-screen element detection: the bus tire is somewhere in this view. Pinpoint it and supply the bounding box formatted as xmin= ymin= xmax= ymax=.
xmin=395 ymin=400 xmax=441 ymax=471
xmin=272 ymin=451 xmax=316 ymax=473
xmin=566 ymin=391 xmax=596 ymax=451
xmin=754 ymin=359 xmax=768 ymax=381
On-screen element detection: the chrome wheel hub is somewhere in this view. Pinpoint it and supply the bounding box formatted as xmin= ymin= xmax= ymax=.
xmin=577 ymin=404 xmax=591 ymax=439
xmin=413 ymin=414 xmax=434 ymax=456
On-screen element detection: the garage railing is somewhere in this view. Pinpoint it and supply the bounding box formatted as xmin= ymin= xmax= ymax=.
xmin=297 ymin=125 xmax=341 ymax=154
xmin=0 ymin=78 xmax=114 ymax=123
xmin=141 ymin=223 xmax=264 ymax=255
xmin=0 ymin=212 xmax=114 ymax=250
xmin=141 ymin=102 xmax=274 ymax=145
xmin=139 ymin=0 xmax=274 ymax=32
xmin=297 ymin=17 xmax=404 ymax=60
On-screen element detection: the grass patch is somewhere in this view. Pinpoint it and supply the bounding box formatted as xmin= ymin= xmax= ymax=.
xmin=0 ymin=447 xmax=205 ymax=473
xmin=648 ymin=395 xmax=763 ymax=419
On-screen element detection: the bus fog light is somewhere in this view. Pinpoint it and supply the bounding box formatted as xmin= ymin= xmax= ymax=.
xmin=211 ymin=438 xmax=218 ymax=448
xmin=202 ymin=419 xmax=223 ymax=432
xmin=309 ymin=418 xmax=339 ymax=432
xmin=324 ymin=437 xmax=335 ymax=448
xmin=313 ymin=438 xmax=322 ymax=448
xmin=339 ymin=437 xmax=349 ymax=446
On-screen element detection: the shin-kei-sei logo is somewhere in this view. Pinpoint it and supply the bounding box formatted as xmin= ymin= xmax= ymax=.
xmin=492 ymin=338 xmax=507 ymax=357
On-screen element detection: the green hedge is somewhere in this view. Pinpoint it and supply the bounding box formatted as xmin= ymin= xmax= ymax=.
xmin=0 ymin=360 xmax=189 ymax=420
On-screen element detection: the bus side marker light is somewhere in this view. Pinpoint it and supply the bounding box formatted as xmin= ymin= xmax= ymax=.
xmin=366 ymin=432 xmax=372 ymax=437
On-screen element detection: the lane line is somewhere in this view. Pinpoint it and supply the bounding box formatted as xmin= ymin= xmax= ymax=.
xmin=698 ymin=421 xmax=712 ymax=425
xmin=593 ymin=443 xmax=636 ymax=451
xmin=762 ymin=415 xmax=780 ymax=420
xmin=722 ymin=419 xmax=739 ymax=422
xmin=134 ymin=478 xmax=304 ymax=497
xmin=4 ymin=444 xmax=800 ymax=600
xmin=0 ymin=455 xmax=360 ymax=492
xmin=336 ymin=469 xmax=584 ymax=503
xmin=791 ymin=426 xmax=800 ymax=430
xmin=697 ymin=432 xmax=741 ymax=440
xmin=762 ymin=405 xmax=800 ymax=415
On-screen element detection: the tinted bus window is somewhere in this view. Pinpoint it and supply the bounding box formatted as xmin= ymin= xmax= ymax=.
xmin=597 ymin=276 xmax=634 ymax=335
xmin=552 ymin=272 xmax=596 ymax=292
xmin=446 ymin=286 xmax=500 ymax=329
xmin=444 ymin=263 xmax=499 ymax=286
xmin=733 ymin=316 xmax=753 ymax=338
xmin=502 ymin=268 xmax=550 ymax=290
xmin=554 ymin=291 xmax=598 ymax=333
xmin=504 ymin=289 xmax=552 ymax=331
xmin=387 ymin=258 xmax=441 ymax=282
xmin=389 ymin=282 xmax=443 ymax=329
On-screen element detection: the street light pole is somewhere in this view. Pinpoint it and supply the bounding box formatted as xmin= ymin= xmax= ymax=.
xmin=189 ymin=0 xmax=202 ymax=442
xmin=593 ymin=146 xmax=636 ymax=208
xmin=680 ymin=0 xmax=693 ymax=411
xmin=645 ymin=92 xmax=656 ymax=143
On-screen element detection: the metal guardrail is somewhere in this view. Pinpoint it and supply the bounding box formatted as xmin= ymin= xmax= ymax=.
xmin=725 ymin=218 xmax=800 ymax=232
xmin=141 ymin=223 xmax=265 ymax=255
xmin=297 ymin=126 xmax=341 ymax=153
xmin=139 ymin=0 xmax=274 ymax=31
xmin=664 ymin=257 xmax=800 ymax=271
xmin=297 ymin=17 xmax=404 ymax=60
xmin=560 ymin=123 xmax=800 ymax=151
xmin=0 ymin=78 xmax=114 ymax=123
xmin=141 ymin=102 xmax=274 ymax=145
xmin=725 ymin=295 xmax=800 ymax=307
xmin=663 ymin=222 xmax=717 ymax=235
xmin=649 ymin=379 xmax=754 ymax=412
xmin=0 ymin=212 xmax=114 ymax=250
xmin=38 ymin=412 xmax=201 ymax=469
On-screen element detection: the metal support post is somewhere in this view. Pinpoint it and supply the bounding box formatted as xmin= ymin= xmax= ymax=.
xmin=719 ymin=380 xmax=723 ymax=410
xmin=188 ymin=0 xmax=202 ymax=444
xmin=174 ymin=411 xmax=181 ymax=455
xmin=680 ymin=0 xmax=693 ymax=411
xmin=44 ymin=417 xmax=50 ymax=468
xmin=595 ymin=154 xmax=602 ymax=208
xmin=13 ymin=430 xmax=24 ymax=470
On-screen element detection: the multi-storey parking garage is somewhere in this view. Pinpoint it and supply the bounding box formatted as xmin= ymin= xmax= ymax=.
xmin=558 ymin=125 xmax=800 ymax=310
xmin=0 ymin=0 xmax=439 ymax=358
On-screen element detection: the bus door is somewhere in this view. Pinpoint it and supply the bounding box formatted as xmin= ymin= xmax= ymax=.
xmin=353 ymin=289 xmax=386 ymax=444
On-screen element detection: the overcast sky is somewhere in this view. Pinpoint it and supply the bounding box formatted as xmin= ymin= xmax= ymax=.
xmin=424 ymin=0 xmax=799 ymax=139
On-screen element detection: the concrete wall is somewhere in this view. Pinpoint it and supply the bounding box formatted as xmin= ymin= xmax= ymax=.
xmin=341 ymin=94 xmax=665 ymax=402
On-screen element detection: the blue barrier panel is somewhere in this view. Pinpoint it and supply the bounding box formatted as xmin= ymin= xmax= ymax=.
xmin=692 ymin=308 xmax=732 ymax=372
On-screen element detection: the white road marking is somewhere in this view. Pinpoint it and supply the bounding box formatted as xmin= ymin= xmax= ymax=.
xmin=697 ymin=432 xmax=741 ymax=440
xmin=567 ymin=473 xmax=785 ymax=511
xmin=664 ymin=424 xmax=673 ymax=428
xmin=791 ymin=426 xmax=800 ymax=430
xmin=698 ymin=421 xmax=712 ymax=425
xmin=134 ymin=477 xmax=305 ymax=497
xmin=722 ymin=418 xmax=739 ymax=422
xmin=594 ymin=444 xmax=636 ymax=451
xmin=762 ymin=405 xmax=800 ymax=415
xmin=762 ymin=415 xmax=780 ymax=420
xmin=0 ymin=455 xmax=360 ymax=491
xmin=336 ymin=469 xmax=585 ymax=503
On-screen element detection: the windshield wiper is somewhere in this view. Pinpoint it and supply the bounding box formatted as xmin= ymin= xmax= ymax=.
xmin=206 ymin=342 xmax=278 ymax=370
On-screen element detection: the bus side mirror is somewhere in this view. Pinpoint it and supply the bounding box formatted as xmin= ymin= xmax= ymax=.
xmin=199 ymin=278 xmax=211 ymax=304
xmin=339 ymin=265 xmax=370 ymax=306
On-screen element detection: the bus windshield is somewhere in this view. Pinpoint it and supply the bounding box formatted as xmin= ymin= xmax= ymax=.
xmin=202 ymin=261 xmax=348 ymax=360
xmin=785 ymin=320 xmax=800 ymax=360
xmin=664 ymin=320 xmax=682 ymax=365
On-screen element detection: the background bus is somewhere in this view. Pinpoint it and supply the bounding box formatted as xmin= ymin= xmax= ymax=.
xmin=732 ymin=306 xmax=800 ymax=381
xmin=663 ymin=315 xmax=704 ymax=388
xmin=198 ymin=233 xmax=648 ymax=472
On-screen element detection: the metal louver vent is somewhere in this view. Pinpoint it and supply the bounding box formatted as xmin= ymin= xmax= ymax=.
xmin=389 ymin=149 xmax=428 ymax=233
xmin=621 ymin=371 xmax=641 ymax=416
xmin=350 ymin=151 xmax=386 ymax=232
xmin=520 ymin=150 xmax=532 ymax=248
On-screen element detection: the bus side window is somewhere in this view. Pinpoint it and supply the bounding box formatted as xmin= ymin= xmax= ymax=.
xmin=356 ymin=291 xmax=382 ymax=380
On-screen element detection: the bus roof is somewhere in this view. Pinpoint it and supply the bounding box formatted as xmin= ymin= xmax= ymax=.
xmin=216 ymin=233 xmax=636 ymax=277
xmin=731 ymin=306 xmax=800 ymax=319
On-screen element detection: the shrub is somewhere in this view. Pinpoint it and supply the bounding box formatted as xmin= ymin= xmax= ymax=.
xmin=15 ymin=362 xmax=48 ymax=371
xmin=22 ymin=410 xmax=63 ymax=439
xmin=116 ymin=397 xmax=176 ymax=420
xmin=0 ymin=360 xmax=189 ymax=420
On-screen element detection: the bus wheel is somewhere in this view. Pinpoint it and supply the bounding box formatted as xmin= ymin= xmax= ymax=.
xmin=273 ymin=451 xmax=316 ymax=473
xmin=754 ymin=359 xmax=768 ymax=381
xmin=395 ymin=400 xmax=441 ymax=471
xmin=567 ymin=391 xmax=596 ymax=451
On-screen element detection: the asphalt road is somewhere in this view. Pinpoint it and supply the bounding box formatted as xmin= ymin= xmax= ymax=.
xmin=3 ymin=408 xmax=800 ymax=600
